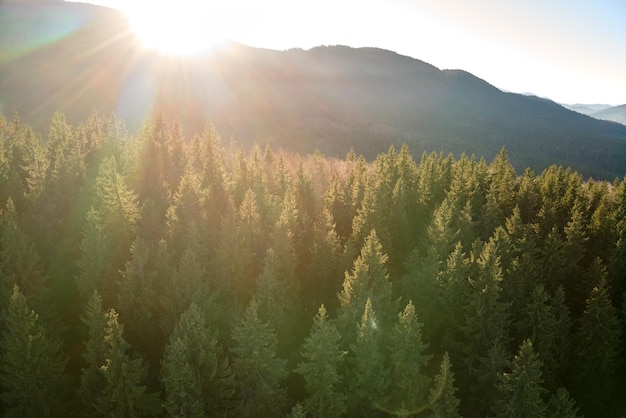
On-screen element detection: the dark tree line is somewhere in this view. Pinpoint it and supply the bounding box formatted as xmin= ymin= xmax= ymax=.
xmin=0 ymin=111 xmax=624 ymax=417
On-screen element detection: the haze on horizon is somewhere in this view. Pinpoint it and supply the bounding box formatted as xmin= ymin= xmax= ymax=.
xmin=66 ymin=0 xmax=626 ymax=106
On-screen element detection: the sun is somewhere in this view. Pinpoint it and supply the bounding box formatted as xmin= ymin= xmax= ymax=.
xmin=126 ymin=1 xmax=225 ymax=55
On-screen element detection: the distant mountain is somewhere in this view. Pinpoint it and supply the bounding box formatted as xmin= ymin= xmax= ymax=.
xmin=2 ymin=1 xmax=626 ymax=179
xmin=562 ymin=103 xmax=613 ymax=116
xmin=590 ymin=104 xmax=626 ymax=125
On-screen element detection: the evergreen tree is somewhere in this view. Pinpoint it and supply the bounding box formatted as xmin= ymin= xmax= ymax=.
xmin=546 ymin=388 xmax=582 ymax=418
xmin=0 ymin=114 xmax=35 ymax=208
xmin=460 ymin=239 xmax=511 ymax=416
xmin=95 ymin=308 xmax=160 ymax=417
xmin=483 ymin=147 xmax=517 ymax=236
xmin=0 ymin=198 xmax=48 ymax=307
xmin=572 ymin=262 xmax=622 ymax=413
xmin=436 ymin=242 xmax=471 ymax=353
xmin=161 ymin=303 xmax=233 ymax=417
xmin=158 ymin=247 xmax=214 ymax=337
xmin=428 ymin=352 xmax=461 ymax=418
xmin=549 ymin=286 xmax=573 ymax=384
xmin=75 ymin=207 xmax=115 ymax=305
xmin=491 ymin=339 xmax=547 ymax=418
xmin=0 ymin=286 xmax=67 ymax=417
xmin=255 ymin=248 xmax=297 ymax=355
xmin=348 ymin=298 xmax=389 ymax=416
xmin=326 ymin=174 xmax=352 ymax=241
xmin=115 ymin=236 xmax=160 ymax=363
xmin=338 ymin=229 xmax=396 ymax=342
xmin=164 ymin=168 xmax=211 ymax=264
xmin=231 ymin=299 xmax=288 ymax=417
xmin=349 ymin=150 xmax=395 ymax=260
xmin=90 ymin=156 xmax=139 ymax=273
xmin=77 ymin=291 xmax=108 ymax=416
xmin=303 ymin=207 xmax=348 ymax=312
xmin=386 ymin=300 xmax=432 ymax=414
xmin=296 ymin=305 xmax=347 ymax=418
xmin=515 ymin=285 xmax=559 ymax=390
xmin=213 ymin=189 xmax=264 ymax=303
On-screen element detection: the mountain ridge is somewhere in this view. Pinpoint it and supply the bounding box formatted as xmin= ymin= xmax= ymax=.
xmin=2 ymin=1 xmax=626 ymax=179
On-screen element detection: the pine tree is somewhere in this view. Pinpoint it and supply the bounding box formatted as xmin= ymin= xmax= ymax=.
xmin=483 ymin=147 xmax=517 ymax=236
xmin=255 ymin=248 xmax=296 ymax=355
xmin=436 ymin=241 xmax=471 ymax=352
xmin=95 ymin=308 xmax=160 ymax=417
xmin=231 ymin=299 xmax=288 ymax=417
xmin=158 ymin=247 xmax=213 ymax=337
xmin=296 ymin=305 xmax=347 ymax=418
xmin=349 ymin=151 xmax=395 ymax=259
xmin=90 ymin=156 xmax=139 ymax=272
xmin=428 ymin=352 xmax=461 ymax=418
xmin=348 ymin=298 xmax=389 ymax=416
xmin=77 ymin=291 xmax=108 ymax=416
xmin=164 ymin=168 xmax=212 ymax=264
xmin=75 ymin=207 xmax=115 ymax=305
xmin=213 ymin=189 xmax=264 ymax=302
xmin=338 ymin=229 xmax=396 ymax=342
xmin=460 ymin=239 xmax=511 ymax=416
xmin=0 ymin=286 xmax=67 ymax=417
xmin=491 ymin=339 xmax=547 ymax=418
xmin=572 ymin=263 xmax=622 ymax=413
xmin=303 ymin=207 xmax=348 ymax=312
xmin=547 ymin=388 xmax=582 ymax=418
xmin=115 ymin=236 xmax=160 ymax=362
xmin=161 ymin=303 xmax=233 ymax=417
xmin=516 ymin=285 xmax=559 ymax=390
xmin=0 ymin=198 xmax=48 ymax=308
xmin=386 ymin=300 xmax=432 ymax=414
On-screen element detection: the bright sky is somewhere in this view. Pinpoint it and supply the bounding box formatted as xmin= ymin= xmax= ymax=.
xmin=73 ymin=0 xmax=626 ymax=105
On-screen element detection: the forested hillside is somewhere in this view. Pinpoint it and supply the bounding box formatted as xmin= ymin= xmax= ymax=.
xmin=0 ymin=111 xmax=625 ymax=417
xmin=4 ymin=1 xmax=626 ymax=180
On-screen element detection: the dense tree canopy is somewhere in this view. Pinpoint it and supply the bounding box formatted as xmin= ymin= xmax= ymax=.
xmin=0 ymin=111 xmax=624 ymax=416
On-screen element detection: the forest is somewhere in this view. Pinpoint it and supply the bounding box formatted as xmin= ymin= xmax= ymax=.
xmin=0 ymin=110 xmax=624 ymax=417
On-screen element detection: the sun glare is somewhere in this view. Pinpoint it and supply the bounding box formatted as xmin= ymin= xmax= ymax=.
xmin=126 ymin=1 xmax=225 ymax=55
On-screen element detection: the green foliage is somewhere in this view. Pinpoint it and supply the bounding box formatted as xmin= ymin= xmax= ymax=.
xmin=348 ymin=298 xmax=389 ymax=416
xmin=2 ymin=111 xmax=626 ymax=415
xmin=79 ymin=290 xmax=159 ymax=417
xmin=231 ymin=299 xmax=288 ymax=417
xmin=547 ymin=388 xmax=582 ymax=418
xmin=0 ymin=198 xmax=48 ymax=307
xmin=459 ymin=239 xmax=511 ymax=415
xmin=491 ymin=339 xmax=547 ymax=418
xmin=0 ymin=286 xmax=67 ymax=417
xmin=296 ymin=305 xmax=347 ymax=418
xmin=161 ymin=303 xmax=233 ymax=417
xmin=386 ymin=300 xmax=432 ymax=413
xmin=78 ymin=291 xmax=109 ymax=416
xmin=428 ymin=352 xmax=461 ymax=418
xmin=94 ymin=308 xmax=160 ymax=417
xmin=338 ymin=229 xmax=396 ymax=341
xmin=572 ymin=261 xmax=623 ymax=413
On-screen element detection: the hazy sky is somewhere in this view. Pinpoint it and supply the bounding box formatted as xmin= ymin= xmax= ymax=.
xmin=76 ymin=0 xmax=625 ymax=105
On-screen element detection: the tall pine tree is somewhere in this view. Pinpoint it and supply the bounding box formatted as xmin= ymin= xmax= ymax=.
xmin=231 ymin=299 xmax=288 ymax=417
xmin=296 ymin=305 xmax=347 ymax=418
xmin=0 ymin=286 xmax=67 ymax=417
xmin=491 ymin=339 xmax=547 ymax=418
xmin=161 ymin=303 xmax=233 ymax=417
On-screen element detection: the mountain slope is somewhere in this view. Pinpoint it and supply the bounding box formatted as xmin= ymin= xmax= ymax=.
xmin=2 ymin=1 xmax=626 ymax=179
xmin=592 ymin=104 xmax=626 ymax=125
xmin=562 ymin=104 xmax=612 ymax=115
